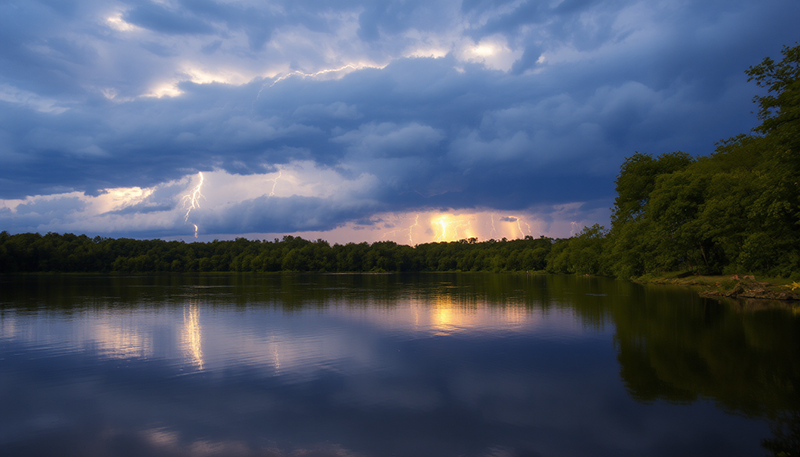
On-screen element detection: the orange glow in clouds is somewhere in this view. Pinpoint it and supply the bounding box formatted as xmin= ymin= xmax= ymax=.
xmin=372 ymin=210 xmax=542 ymax=245
xmin=432 ymin=214 xmax=474 ymax=242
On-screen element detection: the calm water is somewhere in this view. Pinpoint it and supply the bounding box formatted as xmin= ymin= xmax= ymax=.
xmin=1 ymin=273 xmax=798 ymax=457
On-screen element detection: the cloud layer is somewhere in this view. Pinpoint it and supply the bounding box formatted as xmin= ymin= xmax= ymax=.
xmin=1 ymin=0 xmax=797 ymax=240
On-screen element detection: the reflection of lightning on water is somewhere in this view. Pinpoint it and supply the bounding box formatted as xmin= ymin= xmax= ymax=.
xmin=270 ymin=335 xmax=281 ymax=373
xmin=182 ymin=303 xmax=204 ymax=370
xmin=181 ymin=172 xmax=205 ymax=238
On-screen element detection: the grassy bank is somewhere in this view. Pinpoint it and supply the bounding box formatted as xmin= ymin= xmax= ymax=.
xmin=634 ymin=271 xmax=800 ymax=301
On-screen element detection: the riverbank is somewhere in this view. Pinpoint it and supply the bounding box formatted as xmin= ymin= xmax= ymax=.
xmin=634 ymin=272 xmax=800 ymax=301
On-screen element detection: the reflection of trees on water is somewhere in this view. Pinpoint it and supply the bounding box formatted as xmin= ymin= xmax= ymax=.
xmin=763 ymin=410 xmax=800 ymax=457
xmin=603 ymin=285 xmax=800 ymax=456
xmin=4 ymin=272 xmax=799 ymax=454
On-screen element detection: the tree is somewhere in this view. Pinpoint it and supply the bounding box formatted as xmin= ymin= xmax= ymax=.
xmin=612 ymin=151 xmax=695 ymax=225
xmin=746 ymin=42 xmax=800 ymax=148
xmin=746 ymin=43 xmax=800 ymax=274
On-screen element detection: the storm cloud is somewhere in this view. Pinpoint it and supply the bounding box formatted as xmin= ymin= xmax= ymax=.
xmin=0 ymin=0 xmax=797 ymax=240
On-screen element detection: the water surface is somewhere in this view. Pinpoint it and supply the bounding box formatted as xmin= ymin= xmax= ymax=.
xmin=1 ymin=273 xmax=798 ymax=456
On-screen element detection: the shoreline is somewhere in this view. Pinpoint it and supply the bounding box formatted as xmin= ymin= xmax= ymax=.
xmin=633 ymin=273 xmax=799 ymax=301
xmin=4 ymin=270 xmax=799 ymax=301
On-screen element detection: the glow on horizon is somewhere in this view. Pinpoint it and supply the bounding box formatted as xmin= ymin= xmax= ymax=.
xmin=268 ymin=209 xmax=574 ymax=246
xmin=0 ymin=168 xmax=597 ymax=242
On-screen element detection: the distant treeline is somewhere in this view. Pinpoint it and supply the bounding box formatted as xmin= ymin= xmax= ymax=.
xmin=0 ymin=232 xmax=555 ymax=274
xmin=1 ymin=44 xmax=798 ymax=278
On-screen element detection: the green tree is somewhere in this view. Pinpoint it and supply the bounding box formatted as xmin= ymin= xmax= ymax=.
xmin=611 ymin=151 xmax=695 ymax=225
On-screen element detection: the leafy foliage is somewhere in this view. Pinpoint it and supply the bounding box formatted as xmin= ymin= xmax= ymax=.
xmin=577 ymin=43 xmax=800 ymax=278
xmin=0 ymin=231 xmax=555 ymax=274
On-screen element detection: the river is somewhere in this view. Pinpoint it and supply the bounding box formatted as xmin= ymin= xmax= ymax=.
xmin=1 ymin=273 xmax=797 ymax=456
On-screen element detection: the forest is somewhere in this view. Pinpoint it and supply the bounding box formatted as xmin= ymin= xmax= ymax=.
xmin=550 ymin=42 xmax=800 ymax=278
xmin=0 ymin=231 xmax=555 ymax=274
xmin=1 ymin=44 xmax=798 ymax=278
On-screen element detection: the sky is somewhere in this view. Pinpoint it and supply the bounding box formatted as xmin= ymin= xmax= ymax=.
xmin=0 ymin=0 xmax=797 ymax=244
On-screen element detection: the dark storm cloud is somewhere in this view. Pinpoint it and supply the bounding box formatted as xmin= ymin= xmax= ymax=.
xmin=123 ymin=2 xmax=216 ymax=35
xmin=1 ymin=0 xmax=798 ymax=236
xmin=0 ymin=196 xmax=87 ymax=233
xmin=200 ymin=195 xmax=381 ymax=234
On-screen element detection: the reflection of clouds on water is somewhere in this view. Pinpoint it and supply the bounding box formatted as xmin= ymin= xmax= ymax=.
xmin=328 ymin=299 xmax=581 ymax=339
xmin=93 ymin=312 xmax=155 ymax=359
xmin=97 ymin=426 xmax=366 ymax=457
xmin=7 ymin=309 xmax=160 ymax=360
xmin=1 ymin=297 xmax=595 ymax=383
xmin=1 ymin=275 xmax=789 ymax=457
xmin=0 ymin=314 xmax=16 ymax=340
xmin=0 ymin=307 xmax=776 ymax=457
xmin=334 ymin=379 xmax=443 ymax=412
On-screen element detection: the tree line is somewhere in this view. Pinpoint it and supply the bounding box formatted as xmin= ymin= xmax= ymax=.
xmin=1 ymin=44 xmax=797 ymax=278
xmin=548 ymin=43 xmax=799 ymax=278
xmin=0 ymin=232 xmax=555 ymax=274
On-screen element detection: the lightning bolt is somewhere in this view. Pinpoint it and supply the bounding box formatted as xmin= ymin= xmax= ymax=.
xmin=490 ymin=213 xmax=497 ymax=238
xmin=437 ymin=216 xmax=448 ymax=241
xmin=408 ymin=214 xmax=419 ymax=245
xmin=181 ymin=172 xmax=205 ymax=238
xmin=570 ymin=221 xmax=579 ymax=237
xmin=267 ymin=170 xmax=282 ymax=197
xmin=256 ymin=63 xmax=387 ymax=100
xmin=511 ymin=215 xmax=533 ymax=239
xmin=381 ymin=213 xmax=420 ymax=246
xmin=433 ymin=215 xmax=471 ymax=242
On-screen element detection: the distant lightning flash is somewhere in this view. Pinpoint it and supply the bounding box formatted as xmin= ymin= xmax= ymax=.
xmin=267 ymin=170 xmax=282 ymax=197
xmin=256 ymin=63 xmax=387 ymax=101
xmin=437 ymin=217 xmax=448 ymax=241
xmin=409 ymin=214 xmax=420 ymax=245
xmin=433 ymin=215 xmax=471 ymax=242
xmin=181 ymin=172 xmax=205 ymax=238
xmin=490 ymin=213 xmax=497 ymax=238
xmin=509 ymin=215 xmax=532 ymax=239
xmin=382 ymin=214 xmax=420 ymax=246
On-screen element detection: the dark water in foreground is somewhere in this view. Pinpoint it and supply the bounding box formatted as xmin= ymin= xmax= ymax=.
xmin=1 ymin=273 xmax=798 ymax=457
